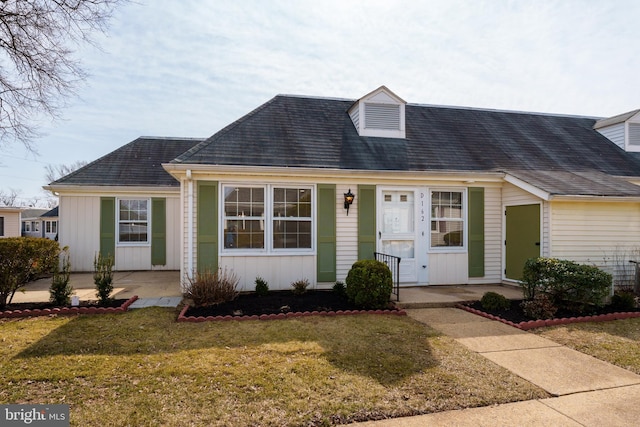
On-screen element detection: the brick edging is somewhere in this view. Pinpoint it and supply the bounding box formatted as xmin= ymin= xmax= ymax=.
xmin=177 ymin=305 xmax=407 ymax=322
xmin=456 ymin=304 xmax=640 ymax=330
xmin=0 ymin=296 xmax=139 ymax=319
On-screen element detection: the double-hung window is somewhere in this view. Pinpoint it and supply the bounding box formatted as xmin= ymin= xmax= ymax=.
xmin=430 ymin=190 xmax=464 ymax=248
xmin=118 ymin=199 xmax=149 ymax=244
xmin=223 ymin=185 xmax=313 ymax=252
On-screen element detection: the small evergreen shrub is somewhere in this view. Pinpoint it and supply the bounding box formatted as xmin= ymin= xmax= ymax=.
xmin=255 ymin=276 xmax=269 ymax=296
xmin=93 ymin=252 xmax=114 ymax=304
xmin=480 ymin=291 xmax=510 ymax=311
xmin=50 ymin=247 xmax=73 ymax=306
xmin=520 ymin=293 xmax=557 ymax=320
xmin=332 ymin=281 xmax=346 ymax=297
xmin=521 ymin=257 xmax=611 ymax=314
xmin=184 ymin=267 xmax=239 ymax=307
xmin=291 ymin=278 xmax=309 ymax=295
xmin=345 ymin=259 xmax=392 ymax=309
xmin=610 ymin=290 xmax=637 ymax=311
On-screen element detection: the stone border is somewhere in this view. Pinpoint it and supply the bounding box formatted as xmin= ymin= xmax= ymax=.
xmin=177 ymin=304 xmax=407 ymax=322
xmin=457 ymin=303 xmax=640 ymax=330
xmin=0 ymin=296 xmax=139 ymax=319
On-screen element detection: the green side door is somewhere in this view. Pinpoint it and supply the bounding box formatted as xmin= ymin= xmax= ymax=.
xmin=505 ymin=204 xmax=540 ymax=281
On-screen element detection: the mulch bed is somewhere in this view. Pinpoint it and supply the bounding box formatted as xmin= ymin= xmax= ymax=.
xmin=0 ymin=297 xmax=139 ymax=319
xmin=460 ymin=299 xmax=640 ymax=330
xmin=179 ymin=290 xmax=405 ymax=322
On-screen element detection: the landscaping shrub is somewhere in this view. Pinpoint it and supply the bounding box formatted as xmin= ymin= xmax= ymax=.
xmin=521 ymin=257 xmax=611 ymax=314
xmin=345 ymin=259 xmax=392 ymax=309
xmin=480 ymin=291 xmax=510 ymax=311
xmin=332 ymin=281 xmax=346 ymax=297
xmin=520 ymin=293 xmax=557 ymax=320
xmin=291 ymin=278 xmax=309 ymax=295
xmin=255 ymin=276 xmax=269 ymax=296
xmin=184 ymin=267 xmax=239 ymax=307
xmin=50 ymin=247 xmax=73 ymax=306
xmin=0 ymin=237 xmax=59 ymax=308
xmin=93 ymin=252 xmax=114 ymax=304
xmin=610 ymin=289 xmax=638 ymax=311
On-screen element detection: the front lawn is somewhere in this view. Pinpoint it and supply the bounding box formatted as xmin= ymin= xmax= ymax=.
xmin=0 ymin=308 xmax=546 ymax=426
xmin=535 ymin=318 xmax=640 ymax=375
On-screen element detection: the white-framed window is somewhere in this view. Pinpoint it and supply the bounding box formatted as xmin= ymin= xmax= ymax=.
xmin=430 ymin=190 xmax=465 ymax=249
xmin=45 ymin=220 xmax=57 ymax=234
xmin=222 ymin=184 xmax=313 ymax=253
xmin=117 ymin=198 xmax=149 ymax=244
xmin=23 ymin=221 xmax=31 ymax=232
xmin=32 ymin=221 xmax=40 ymax=232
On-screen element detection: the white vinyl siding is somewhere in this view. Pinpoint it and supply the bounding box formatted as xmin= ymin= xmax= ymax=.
xmin=469 ymin=185 xmax=502 ymax=284
xmin=629 ymin=123 xmax=640 ymax=148
xmin=60 ymin=194 xmax=181 ymax=271
xmin=596 ymin=123 xmax=625 ymax=150
xmin=549 ymin=201 xmax=640 ymax=286
xmin=0 ymin=212 xmax=21 ymax=238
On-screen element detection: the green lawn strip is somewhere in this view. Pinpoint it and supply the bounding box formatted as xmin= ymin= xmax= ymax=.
xmin=1 ymin=308 xmax=547 ymax=426
xmin=535 ymin=318 xmax=640 ymax=375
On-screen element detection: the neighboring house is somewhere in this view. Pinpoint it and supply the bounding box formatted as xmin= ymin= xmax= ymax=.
xmin=21 ymin=209 xmax=49 ymax=238
xmin=41 ymin=206 xmax=59 ymax=240
xmin=0 ymin=207 xmax=23 ymax=238
xmin=47 ymin=86 xmax=640 ymax=291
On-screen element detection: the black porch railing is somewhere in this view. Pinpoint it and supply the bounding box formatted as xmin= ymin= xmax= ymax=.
xmin=374 ymin=252 xmax=401 ymax=302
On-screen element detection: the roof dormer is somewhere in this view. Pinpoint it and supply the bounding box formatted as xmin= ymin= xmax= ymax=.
xmin=348 ymin=86 xmax=406 ymax=139
xmin=594 ymin=109 xmax=640 ymax=152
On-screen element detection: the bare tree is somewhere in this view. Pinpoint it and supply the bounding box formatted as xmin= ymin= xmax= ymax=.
xmin=44 ymin=160 xmax=88 ymax=184
xmin=0 ymin=188 xmax=20 ymax=206
xmin=0 ymin=0 xmax=126 ymax=150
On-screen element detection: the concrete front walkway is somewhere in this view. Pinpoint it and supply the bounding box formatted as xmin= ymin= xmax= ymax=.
xmin=11 ymin=271 xmax=183 ymax=308
xmin=354 ymin=308 xmax=640 ymax=426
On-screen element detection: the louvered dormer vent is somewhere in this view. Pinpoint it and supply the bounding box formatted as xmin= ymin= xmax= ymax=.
xmin=349 ymin=86 xmax=406 ymax=139
xmin=365 ymin=103 xmax=400 ymax=130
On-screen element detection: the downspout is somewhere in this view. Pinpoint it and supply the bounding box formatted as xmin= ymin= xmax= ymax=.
xmin=187 ymin=169 xmax=194 ymax=283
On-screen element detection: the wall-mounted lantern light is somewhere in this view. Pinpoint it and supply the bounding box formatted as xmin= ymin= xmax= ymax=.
xmin=344 ymin=188 xmax=355 ymax=215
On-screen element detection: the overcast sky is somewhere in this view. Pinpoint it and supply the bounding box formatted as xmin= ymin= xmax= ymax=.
xmin=2 ymin=0 xmax=639 ymax=206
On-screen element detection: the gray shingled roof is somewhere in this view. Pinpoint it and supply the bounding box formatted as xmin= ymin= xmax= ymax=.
xmin=172 ymin=95 xmax=640 ymax=197
xmin=52 ymin=137 xmax=204 ymax=187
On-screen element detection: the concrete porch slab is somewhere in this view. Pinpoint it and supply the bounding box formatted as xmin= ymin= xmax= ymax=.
xmin=396 ymin=284 xmax=522 ymax=308
xmin=483 ymin=346 xmax=640 ymax=396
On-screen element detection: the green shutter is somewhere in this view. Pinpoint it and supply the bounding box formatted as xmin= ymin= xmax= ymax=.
xmin=151 ymin=198 xmax=166 ymax=266
xmin=100 ymin=197 xmax=116 ymax=259
xmin=317 ymin=184 xmax=336 ymax=282
xmin=197 ymin=182 xmax=218 ymax=272
xmin=357 ymin=185 xmax=376 ymax=260
xmin=468 ymin=187 xmax=485 ymax=277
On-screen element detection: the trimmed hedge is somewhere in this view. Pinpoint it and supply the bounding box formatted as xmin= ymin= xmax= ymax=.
xmin=345 ymin=259 xmax=392 ymax=309
xmin=0 ymin=237 xmax=60 ymax=308
xmin=521 ymin=257 xmax=611 ymax=314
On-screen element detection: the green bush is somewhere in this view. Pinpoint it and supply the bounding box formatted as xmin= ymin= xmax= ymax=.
xmin=254 ymin=277 xmax=269 ymax=296
xmin=0 ymin=237 xmax=60 ymax=308
xmin=50 ymin=247 xmax=73 ymax=306
xmin=291 ymin=278 xmax=309 ymax=295
xmin=332 ymin=281 xmax=346 ymax=297
xmin=345 ymin=260 xmax=392 ymax=309
xmin=93 ymin=252 xmax=115 ymax=304
xmin=184 ymin=267 xmax=239 ymax=307
xmin=480 ymin=292 xmax=511 ymax=311
xmin=520 ymin=293 xmax=558 ymax=320
xmin=610 ymin=290 xmax=637 ymax=311
xmin=521 ymin=257 xmax=611 ymax=314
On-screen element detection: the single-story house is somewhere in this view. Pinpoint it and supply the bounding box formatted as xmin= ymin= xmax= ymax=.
xmin=21 ymin=207 xmax=59 ymax=240
xmin=0 ymin=207 xmax=23 ymax=238
xmin=46 ymin=86 xmax=640 ymax=291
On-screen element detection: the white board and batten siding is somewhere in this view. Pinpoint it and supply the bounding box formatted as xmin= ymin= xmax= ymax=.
xmin=60 ymin=194 xmax=181 ymax=271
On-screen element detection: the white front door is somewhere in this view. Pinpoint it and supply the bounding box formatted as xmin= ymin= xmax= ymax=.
xmin=378 ymin=189 xmax=420 ymax=283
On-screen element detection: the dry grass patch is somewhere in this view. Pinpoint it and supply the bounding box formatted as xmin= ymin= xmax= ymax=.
xmin=0 ymin=308 xmax=547 ymax=426
xmin=535 ymin=318 xmax=640 ymax=375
